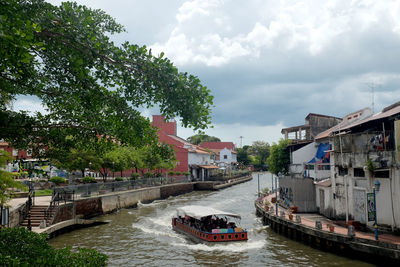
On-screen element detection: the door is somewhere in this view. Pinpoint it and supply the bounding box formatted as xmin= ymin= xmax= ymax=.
xmin=353 ymin=188 xmax=367 ymax=224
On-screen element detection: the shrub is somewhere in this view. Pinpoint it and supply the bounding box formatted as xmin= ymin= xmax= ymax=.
xmin=82 ymin=176 xmax=97 ymax=183
xmin=168 ymin=171 xmax=175 ymax=175
xmin=39 ymin=179 xmax=47 ymax=183
xmin=0 ymin=227 xmax=108 ymax=266
xmin=130 ymin=172 xmax=140 ymax=180
xmin=183 ymin=172 xmax=190 ymax=176
xmin=115 ymin=177 xmax=124 ymax=181
xmin=175 ymin=171 xmax=181 ymax=176
xmin=143 ymin=172 xmax=154 ymax=178
xmin=49 ymin=176 xmax=66 ymax=185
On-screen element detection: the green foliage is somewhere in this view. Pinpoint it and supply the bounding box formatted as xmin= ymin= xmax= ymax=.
xmin=175 ymin=171 xmax=182 ymax=176
xmin=183 ymin=172 xmax=190 ymax=176
xmin=366 ymin=159 xmax=376 ymax=172
xmin=0 ymin=227 xmax=107 ymax=266
xmin=115 ymin=177 xmax=123 ymax=181
xmin=237 ymin=147 xmax=251 ymax=166
xmin=187 ymin=134 xmax=220 ymax=145
xmin=143 ymin=172 xmax=154 ymax=178
xmin=49 ymin=176 xmax=66 ymax=185
xmin=267 ymin=139 xmax=291 ymax=175
xmin=248 ymin=141 xmax=270 ymax=167
xmin=168 ymin=171 xmax=175 ymax=175
xmin=130 ymin=172 xmax=140 ymax=180
xmin=1 ymin=0 xmax=213 ymax=156
xmin=81 ymin=176 xmax=97 ymax=183
xmin=35 ymin=189 xmax=53 ymax=196
xmin=0 ymin=151 xmax=27 ymax=207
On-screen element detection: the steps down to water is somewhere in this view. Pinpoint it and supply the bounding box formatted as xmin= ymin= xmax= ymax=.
xmin=21 ymin=205 xmax=57 ymax=228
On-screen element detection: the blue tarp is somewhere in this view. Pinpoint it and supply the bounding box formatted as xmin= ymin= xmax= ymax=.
xmin=308 ymin=143 xmax=331 ymax=163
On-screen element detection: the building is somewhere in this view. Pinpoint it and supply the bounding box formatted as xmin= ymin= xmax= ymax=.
xmin=199 ymin=142 xmax=237 ymax=170
xmin=151 ymin=115 xmax=217 ymax=180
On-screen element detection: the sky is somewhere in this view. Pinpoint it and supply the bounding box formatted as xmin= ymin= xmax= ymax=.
xmin=14 ymin=0 xmax=400 ymax=147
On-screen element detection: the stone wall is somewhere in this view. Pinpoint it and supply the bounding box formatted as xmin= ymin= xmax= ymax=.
xmin=101 ymin=187 xmax=160 ymax=213
xmin=75 ymin=198 xmax=102 ymax=219
xmin=53 ymin=203 xmax=74 ymax=224
xmin=160 ymin=183 xmax=193 ymax=198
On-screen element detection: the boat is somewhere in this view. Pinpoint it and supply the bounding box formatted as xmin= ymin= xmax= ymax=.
xmin=172 ymin=205 xmax=248 ymax=242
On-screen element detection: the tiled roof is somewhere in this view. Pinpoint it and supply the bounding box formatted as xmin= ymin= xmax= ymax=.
xmin=200 ymin=142 xmax=235 ymax=150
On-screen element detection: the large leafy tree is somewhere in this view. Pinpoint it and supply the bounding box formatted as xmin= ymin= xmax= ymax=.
xmin=187 ymin=134 xmax=220 ymax=145
xmin=0 ymin=0 xmax=213 ymax=156
xmin=248 ymin=141 xmax=270 ymax=167
xmin=267 ymin=139 xmax=291 ymax=175
xmin=0 ymin=151 xmax=27 ymax=209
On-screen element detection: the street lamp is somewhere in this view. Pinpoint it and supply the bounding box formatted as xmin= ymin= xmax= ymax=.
xmin=112 ymin=161 xmax=115 ymax=179
xmin=373 ymin=179 xmax=380 ymax=240
xmin=275 ymin=172 xmax=282 ymax=216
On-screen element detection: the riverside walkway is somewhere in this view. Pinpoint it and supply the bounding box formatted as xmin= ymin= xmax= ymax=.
xmin=255 ymin=193 xmax=400 ymax=263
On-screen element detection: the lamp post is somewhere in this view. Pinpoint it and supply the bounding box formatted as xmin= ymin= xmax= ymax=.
xmin=112 ymin=161 xmax=115 ymax=179
xmin=257 ymin=173 xmax=260 ymax=197
xmin=373 ymin=180 xmax=380 ymax=240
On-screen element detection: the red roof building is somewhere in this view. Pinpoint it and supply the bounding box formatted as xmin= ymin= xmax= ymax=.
xmin=151 ymin=115 xmax=217 ymax=180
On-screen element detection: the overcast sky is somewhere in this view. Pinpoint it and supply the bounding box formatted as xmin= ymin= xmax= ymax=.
xmin=15 ymin=0 xmax=400 ymax=146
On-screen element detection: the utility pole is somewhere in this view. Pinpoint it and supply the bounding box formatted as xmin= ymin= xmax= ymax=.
xmin=239 ymin=136 xmax=243 ymax=148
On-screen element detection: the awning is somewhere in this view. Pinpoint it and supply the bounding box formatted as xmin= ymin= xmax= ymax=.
xmin=176 ymin=205 xmax=241 ymax=220
xmin=199 ymin=165 xmax=219 ymax=169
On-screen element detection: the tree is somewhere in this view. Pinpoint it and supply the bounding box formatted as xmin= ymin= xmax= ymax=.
xmin=1 ymin=0 xmax=213 ymax=157
xmin=0 ymin=227 xmax=107 ymax=266
xmin=237 ymin=147 xmax=251 ymax=166
xmin=267 ymin=139 xmax=291 ymax=175
xmin=0 ymin=151 xmax=27 ymax=209
xmin=248 ymin=141 xmax=270 ymax=167
xmin=187 ymin=134 xmax=220 ymax=145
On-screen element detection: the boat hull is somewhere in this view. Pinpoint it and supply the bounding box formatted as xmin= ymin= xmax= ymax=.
xmin=172 ymin=218 xmax=247 ymax=242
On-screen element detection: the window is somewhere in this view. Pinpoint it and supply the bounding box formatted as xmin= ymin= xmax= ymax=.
xmin=221 ymin=235 xmax=224 ymax=240
xmin=374 ymin=170 xmax=389 ymax=178
xmin=354 ymin=168 xmax=365 ymax=177
xmin=224 ymin=155 xmax=228 ymax=159
xmin=338 ymin=166 xmax=348 ymax=176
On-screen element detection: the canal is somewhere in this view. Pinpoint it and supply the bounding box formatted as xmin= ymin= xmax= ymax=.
xmin=49 ymin=172 xmax=373 ymax=266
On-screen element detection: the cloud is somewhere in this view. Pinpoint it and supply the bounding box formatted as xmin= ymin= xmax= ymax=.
xmin=32 ymin=0 xmax=400 ymax=144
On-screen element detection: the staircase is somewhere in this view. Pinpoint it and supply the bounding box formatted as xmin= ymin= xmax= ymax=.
xmin=21 ymin=205 xmax=57 ymax=228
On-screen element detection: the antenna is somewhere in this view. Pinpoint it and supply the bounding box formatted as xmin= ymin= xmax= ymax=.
xmin=366 ymin=81 xmax=381 ymax=114
xmin=239 ymin=136 xmax=243 ymax=148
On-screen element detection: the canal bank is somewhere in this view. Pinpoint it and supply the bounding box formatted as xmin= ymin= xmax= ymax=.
xmin=255 ymin=193 xmax=400 ymax=264
xmin=49 ymin=172 xmax=375 ymax=266
xmin=10 ymin=175 xmax=252 ymax=237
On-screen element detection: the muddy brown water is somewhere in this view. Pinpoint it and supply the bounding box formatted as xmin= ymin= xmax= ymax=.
xmin=49 ymin=172 xmax=373 ymax=267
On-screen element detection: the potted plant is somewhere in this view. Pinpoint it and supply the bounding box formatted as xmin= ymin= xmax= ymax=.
xmin=49 ymin=176 xmax=66 ymax=186
xmin=288 ymin=213 xmax=294 ymax=221
xmin=327 ymin=223 xmax=335 ymax=232
xmin=290 ymin=206 xmax=298 ymax=213
xmin=271 ymin=197 xmax=276 ymax=203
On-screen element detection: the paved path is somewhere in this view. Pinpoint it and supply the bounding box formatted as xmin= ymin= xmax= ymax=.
xmin=8 ymin=196 xmax=52 ymax=210
xmin=260 ymin=193 xmax=400 ymax=245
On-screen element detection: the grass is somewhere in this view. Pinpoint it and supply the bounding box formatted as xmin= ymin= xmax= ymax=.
xmin=35 ymin=189 xmax=53 ymax=196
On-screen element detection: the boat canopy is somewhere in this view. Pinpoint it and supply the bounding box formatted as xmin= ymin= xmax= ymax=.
xmin=176 ymin=205 xmax=241 ymax=220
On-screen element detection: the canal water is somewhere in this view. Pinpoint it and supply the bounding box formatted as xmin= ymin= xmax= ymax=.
xmin=49 ymin=172 xmax=373 ymax=266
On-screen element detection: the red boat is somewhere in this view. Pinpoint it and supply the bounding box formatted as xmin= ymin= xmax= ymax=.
xmin=172 ymin=205 xmax=248 ymax=242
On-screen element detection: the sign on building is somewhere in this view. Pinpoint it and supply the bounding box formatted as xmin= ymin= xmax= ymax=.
xmin=367 ymin=193 xmax=375 ymax=222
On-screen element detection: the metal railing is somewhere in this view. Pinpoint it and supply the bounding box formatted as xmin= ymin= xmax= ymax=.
xmin=53 ymin=176 xmax=189 ymax=199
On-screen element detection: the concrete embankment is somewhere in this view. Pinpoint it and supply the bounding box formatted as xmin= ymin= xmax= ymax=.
xmin=255 ymin=200 xmax=400 ymax=263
